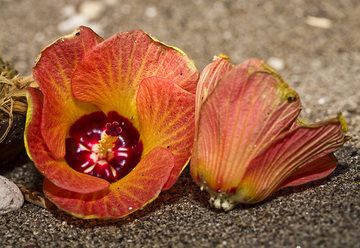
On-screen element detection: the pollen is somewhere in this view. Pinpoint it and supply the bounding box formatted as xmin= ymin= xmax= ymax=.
xmin=98 ymin=133 xmax=118 ymax=159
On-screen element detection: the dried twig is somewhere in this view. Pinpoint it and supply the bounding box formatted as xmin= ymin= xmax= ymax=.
xmin=0 ymin=57 xmax=37 ymax=143
xmin=16 ymin=183 xmax=56 ymax=210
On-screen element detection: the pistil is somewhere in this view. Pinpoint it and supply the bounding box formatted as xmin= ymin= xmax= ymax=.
xmin=97 ymin=121 xmax=123 ymax=159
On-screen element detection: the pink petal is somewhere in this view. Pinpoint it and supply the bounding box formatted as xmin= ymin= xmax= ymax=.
xmin=191 ymin=59 xmax=301 ymax=191
xmin=239 ymin=118 xmax=346 ymax=203
xmin=195 ymin=55 xmax=233 ymax=129
xmin=279 ymin=153 xmax=337 ymax=189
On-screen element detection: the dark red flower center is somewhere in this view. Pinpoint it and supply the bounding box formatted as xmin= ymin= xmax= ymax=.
xmin=65 ymin=111 xmax=143 ymax=183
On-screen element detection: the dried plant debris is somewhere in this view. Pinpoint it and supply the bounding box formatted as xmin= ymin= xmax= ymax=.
xmin=0 ymin=175 xmax=24 ymax=215
xmin=16 ymin=184 xmax=56 ymax=210
xmin=0 ymin=56 xmax=35 ymax=167
xmin=0 ymin=57 xmax=18 ymax=78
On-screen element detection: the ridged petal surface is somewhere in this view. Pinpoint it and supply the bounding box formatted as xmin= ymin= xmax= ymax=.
xmin=32 ymin=26 xmax=103 ymax=159
xmin=279 ymin=153 xmax=337 ymax=189
xmin=237 ymin=119 xmax=346 ymax=203
xmin=137 ymin=77 xmax=195 ymax=190
xmin=195 ymin=56 xmax=233 ymax=129
xmin=71 ymin=30 xmax=198 ymax=127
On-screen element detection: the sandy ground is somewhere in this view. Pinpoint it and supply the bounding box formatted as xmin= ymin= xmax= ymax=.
xmin=0 ymin=0 xmax=359 ymax=247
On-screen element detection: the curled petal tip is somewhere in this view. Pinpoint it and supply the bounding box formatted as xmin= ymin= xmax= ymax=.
xmin=214 ymin=54 xmax=231 ymax=61
xmin=195 ymin=55 xmax=234 ymax=129
xmin=337 ymin=112 xmax=348 ymax=133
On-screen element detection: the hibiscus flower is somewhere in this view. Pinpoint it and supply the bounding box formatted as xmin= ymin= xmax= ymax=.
xmin=25 ymin=26 xmax=198 ymax=219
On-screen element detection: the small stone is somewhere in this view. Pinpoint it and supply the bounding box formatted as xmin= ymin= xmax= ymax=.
xmin=57 ymin=15 xmax=103 ymax=35
xmin=213 ymin=198 xmax=221 ymax=209
xmin=80 ymin=1 xmax=105 ymax=20
xmin=305 ymin=16 xmax=332 ymax=29
xmin=145 ymin=6 xmax=158 ymax=18
xmin=267 ymin=57 xmax=285 ymax=71
xmin=221 ymin=199 xmax=234 ymax=211
xmin=58 ymin=15 xmax=88 ymax=33
xmin=317 ymin=97 xmax=327 ymax=105
xmin=0 ymin=176 xmax=24 ymax=215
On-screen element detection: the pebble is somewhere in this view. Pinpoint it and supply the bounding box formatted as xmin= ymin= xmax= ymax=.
xmin=57 ymin=2 xmax=104 ymax=35
xmin=145 ymin=6 xmax=158 ymax=18
xmin=0 ymin=175 xmax=24 ymax=215
xmin=305 ymin=16 xmax=333 ymax=29
xmin=267 ymin=57 xmax=285 ymax=71
xmin=57 ymin=15 xmax=88 ymax=32
xmin=317 ymin=97 xmax=327 ymax=105
xmin=80 ymin=1 xmax=105 ymax=20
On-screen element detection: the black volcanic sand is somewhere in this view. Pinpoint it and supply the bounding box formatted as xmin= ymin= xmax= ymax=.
xmin=0 ymin=1 xmax=359 ymax=247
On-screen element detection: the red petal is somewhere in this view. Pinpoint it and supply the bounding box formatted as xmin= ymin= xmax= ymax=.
xmin=191 ymin=59 xmax=301 ymax=191
xmin=44 ymin=147 xmax=174 ymax=219
xmin=33 ymin=26 xmax=103 ymax=159
xmin=136 ymin=77 xmax=195 ymax=190
xmin=279 ymin=153 xmax=337 ymax=189
xmin=71 ymin=30 xmax=198 ymax=127
xmin=239 ymin=119 xmax=346 ymax=203
xmin=25 ymin=88 xmax=109 ymax=194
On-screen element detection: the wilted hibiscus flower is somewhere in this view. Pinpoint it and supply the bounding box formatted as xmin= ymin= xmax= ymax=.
xmin=191 ymin=56 xmax=347 ymax=211
xmin=25 ymin=26 xmax=198 ymax=219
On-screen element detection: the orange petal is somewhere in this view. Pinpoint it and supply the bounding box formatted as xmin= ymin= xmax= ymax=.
xmin=44 ymin=147 xmax=174 ymax=219
xmin=236 ymin=118 xmax=346 ymax=203
xmin=71 ymin=30 xmax=198 ymax=127
xmin=279 ymin=153 xmax=337 ymax=189
xmin=25 ymin=87 xmax=109 ymax=194
xmin=191 ymin=59 xmax=301 ymax=191
xmin=33 ymin=26 xmax=103 ymax=159
xmin=137 ymin=77 xmax=195 ymax=190
xmin=195 ymin=55 xmax=233 ymax=130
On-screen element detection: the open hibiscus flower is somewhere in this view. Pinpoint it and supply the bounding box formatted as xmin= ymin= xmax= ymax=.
xmin=25 ymin=26 xmax=198 ymax=219
xmin=191 ymin=56 xmax=347 ymax=211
